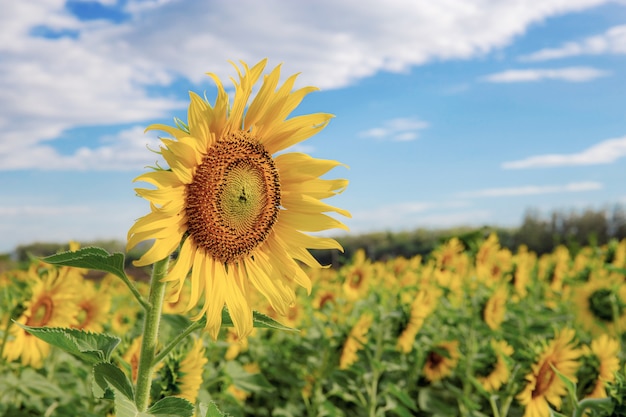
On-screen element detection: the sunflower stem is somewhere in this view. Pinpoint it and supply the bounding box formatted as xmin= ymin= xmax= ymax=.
xmin=152 ymin=320 xmax=204 ymax=367
xmin=135 ymin=256 xmax=170 ymax=412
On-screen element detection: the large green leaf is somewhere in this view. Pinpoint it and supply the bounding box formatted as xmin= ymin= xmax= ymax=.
xmin=148 ymin=397 xmax=194 ymax=417
xmin=92 ymin=362 xmax=134 ymax=401
xmin=199 ymin=402 xmax=228 ymax=417
xmin=42 ymin=247 xmax=127 ymax=280
xmin=17 ymin=324 xmax=120 ymax=365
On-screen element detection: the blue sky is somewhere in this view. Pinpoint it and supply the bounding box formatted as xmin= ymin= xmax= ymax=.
xmin=1 ymin=0 xmax=625 ymax=252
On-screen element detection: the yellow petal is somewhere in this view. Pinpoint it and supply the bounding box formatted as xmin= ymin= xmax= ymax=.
xmin=223 ymin=265 xmax=253 ymax=338
xmin=280 ymin=210 xmax=349 ymax=233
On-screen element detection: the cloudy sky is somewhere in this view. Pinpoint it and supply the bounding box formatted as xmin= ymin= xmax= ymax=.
xmin=1 ymin=0 xmax=625 ymax=252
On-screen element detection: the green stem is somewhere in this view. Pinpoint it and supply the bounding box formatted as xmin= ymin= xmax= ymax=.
xmin=120 ymin=274 xmax=150 ymax=311
xmin=135 ymin=256 xmax=170 ymax=412
xmin=367 ymin=314 xmax=385 ymax=417
xmin=489 ymin=396 xmax=501 ymax=417
xmin=151 ymin=320 xmax=204 ymax=367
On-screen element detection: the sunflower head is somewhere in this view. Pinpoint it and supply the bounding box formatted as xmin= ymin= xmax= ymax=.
xmin=127 ymin=59 xmax=349 ymax=339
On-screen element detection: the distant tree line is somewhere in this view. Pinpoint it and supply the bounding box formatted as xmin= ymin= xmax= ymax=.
xmin=7 ymin=205 xmax=626 ymax=269
xmin=314 ymin=204 xmax=626 ymax=266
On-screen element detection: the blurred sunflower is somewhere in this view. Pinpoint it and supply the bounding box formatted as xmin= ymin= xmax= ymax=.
xmin=572 ymin=276 xmax=626 ymax=336
xmin=483 ymin=285 xmax=508 ymax=330
xmin=342 ymin=249 xmax=373 ymax=301
xmin=516 ymin=328 xmax=582 ymax=417
xmin=577 ymin=334 xmax=620 ymax=399
xmin=511 ymin=245 xmax=535 ymax=299
xmin=476 ymin=339 xmax=514 ymax=392
xmin=339 ymin=312 xmax=373 ymax=370
xmin=423 ymin=340 xmax=460 ymax=382
xmin=396 ymin=287 xmax=438 ymax=353
xmin=3 ymin=267 xmax=80 ymax=368
xmin=121 ymin=337 xmax=143 ymax=383
xmin=172 ymin=338 xmax=208 ymax=404
xmin=73 ymin=279 xmax=111 ymax=333
xmin=127 ymin=59 xmax=349 ymax=339
xmin=224 ymin=327 xmax=248 ymax=361
xmin=432 ymin=237 xmax=466 ymax=272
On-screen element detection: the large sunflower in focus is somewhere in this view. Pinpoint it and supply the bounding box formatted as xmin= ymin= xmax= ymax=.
xmin=127 ymin=59 xmax=349 ymax=339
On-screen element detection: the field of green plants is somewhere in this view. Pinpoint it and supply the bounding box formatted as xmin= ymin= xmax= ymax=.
xmin=1 ymin=234 xmax=626 ymax=417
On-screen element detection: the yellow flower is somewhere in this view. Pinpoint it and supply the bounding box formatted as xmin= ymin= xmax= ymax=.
xmin=476 ymin=339 xmax=514 ymax=392
xmin=73 ymin=279 xmax=111 ymax=333
xmin=121 ymin=337 xmax=143 ymax=383
xmin=582 ymin=335 xmax=620 ymax=399
xmin=423 ymin=340 xmax=460 ymax=382
xmin=3 ymin=267 xmax=80 ymax=368
xmin=511 ymin=245 xmax=535 ymax=299
xmin=516 ymin=329 xmax=582 ymax=417
xmin=396 ymin=287 xmax=438 ymax=353
xmin=339 ymin=312 xmax=373 ymax=370
xmin=224 ymin=327 xmax=248 ymax=361
xmin=571 ymin=275 xmax=626 ymax=337
xmin=483 ymin=285 xmax=508 ymax=330
xmin=342 ymin=249 xmax=373 ymax=301
xmin=174 ymin=338 xmax=208 ymax=404
xmin=127 ymin=59 xmax=349 ymax=339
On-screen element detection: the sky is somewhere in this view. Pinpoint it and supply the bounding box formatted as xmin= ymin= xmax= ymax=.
xmin=1 ymin=0 xmax=626 ymax=252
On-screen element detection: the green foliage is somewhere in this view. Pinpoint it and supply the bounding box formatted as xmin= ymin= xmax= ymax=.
xmin=17 ymin=324 xmax=121 ymax=365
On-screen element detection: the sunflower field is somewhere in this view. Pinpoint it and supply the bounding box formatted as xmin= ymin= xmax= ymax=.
xmin=1 ymin=233 xmax=626 ymax=417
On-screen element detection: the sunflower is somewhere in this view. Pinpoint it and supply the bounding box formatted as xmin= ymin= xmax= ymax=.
xmin=511 ymin=245 xmax=535 ymax=299
xmin=422 ymin=340 xmax=460 ymax=382
xmin=476 ymin=339 xmax=514 ymax=392
xmin=396 ymin=287 xmax=438 ymax=353
xmin=127 ymin=59 xmax=349 ymax=339
xmin=3 ymin=267 xmax=80 ymax=368
xmin=73 ymin=279 xmax=111 ymax=333
xmin=571 ymin=275 xmax=626 ymax=337
xmin=121 ymin=337 xmax=143 ymax=383
xmin=172 ymin=337 xmax=208 ymax=404
xmin=224 ymin=327 xmax=249 ymax=361
xmin=578 ymin=335 xmax=620 ymax=399
xmin=339 ymin=312 xmax=373 ymax=370
xmin=342 ymin=249 xmax=373 ymax=301
xmin=516 ymin=328 xmax=582 ymax=417
xmin=483 ymin=285 xmax=508 ymax=331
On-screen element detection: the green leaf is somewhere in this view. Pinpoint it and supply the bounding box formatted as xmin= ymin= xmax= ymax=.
xmin=148 ymin=397 xmax=194 ymax=417
xmin=93 ymin=362 xmax=134 ymax=401
xmin=224 ymin=361 xmax=274 ymax=394
xmin=386 ymin=385 xmax=417 ymax=411
xmin=42 ymin=247 xmax=127 ymax=279
xmin=110 ymin=386 xmax=149 ymax=417
xmin=418 ymin=388 xmax=459 ymax=416
xmin=17 ymin=324 xmax=120 ymax=365
xmin=251 ymin=310 xmax=298 ymax=331
xmin=199 ymin=401 xmax=228 ymax=417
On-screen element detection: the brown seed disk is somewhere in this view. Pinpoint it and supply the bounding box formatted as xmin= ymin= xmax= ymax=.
xmin=185 ymin=131 xmax=281 ymax=263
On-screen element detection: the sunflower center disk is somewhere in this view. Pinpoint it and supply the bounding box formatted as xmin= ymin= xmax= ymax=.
xmin=185 ymin=132 xmax=281 ymax=263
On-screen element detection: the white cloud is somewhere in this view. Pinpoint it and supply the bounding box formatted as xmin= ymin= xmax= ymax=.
xmin=359 ymin=117 xmax=429 ymax=141
xmin=502 ymin=136 xmax=626 ymax=169
xmin=521 ymin=24 xmax=626 ymax=61
xmin=458 ymin=181 xmax=603 ymax=198
xmin=0 ymin=126 xmax=163 ymax=171
xmin=349 ymin=200 xmax=476 ymax=231
xmin=482 ymin=67 xmax=609 ymax=83
xmin=0 ymin=0 xmax=613 ymax=171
